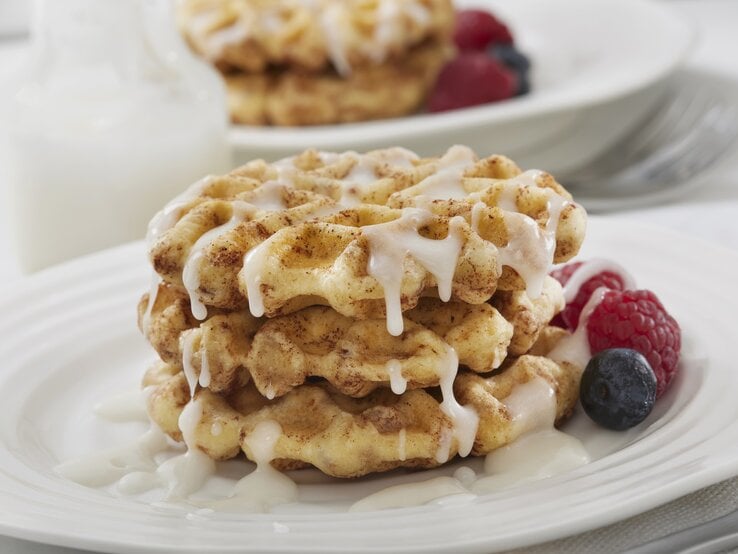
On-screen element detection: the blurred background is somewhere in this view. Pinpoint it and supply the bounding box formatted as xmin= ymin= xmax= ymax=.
xmin=0 ymin=0 xmax=736 ymax=278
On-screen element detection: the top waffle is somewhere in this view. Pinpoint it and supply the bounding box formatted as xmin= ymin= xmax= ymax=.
xmin=179 ymin=0 xmax=455 ymax=75
xmin=146 ymin=146 xmax=586 ymax=334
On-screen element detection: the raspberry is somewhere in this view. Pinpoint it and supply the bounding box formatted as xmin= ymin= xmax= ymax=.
xmin=454 ymin=9 xmax=514 ymax=51
xmin=428 ymin=52 xmax=516 ymax=113
xmin=550 ymin=261 xmax=627 ymax=330
xmin=586 ymin=289 xmax=681 ymax=398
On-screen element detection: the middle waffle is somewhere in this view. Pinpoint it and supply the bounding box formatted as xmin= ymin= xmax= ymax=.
xmin=138 ymin=275 xmax=564 ymax=399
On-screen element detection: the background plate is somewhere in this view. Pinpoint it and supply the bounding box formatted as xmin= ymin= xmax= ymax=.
xmin=228 ymin=0 xmax=693 ymax=173
xmin=0 ymin=217 xmax=737 ymax=553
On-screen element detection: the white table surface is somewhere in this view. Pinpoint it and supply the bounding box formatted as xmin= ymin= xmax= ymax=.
xmin=1 ymin=1 xmax=738 ymax=552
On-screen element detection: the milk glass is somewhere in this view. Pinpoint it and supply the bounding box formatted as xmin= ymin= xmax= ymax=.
xmin=2 ymin=0 xmax=231 ymax=272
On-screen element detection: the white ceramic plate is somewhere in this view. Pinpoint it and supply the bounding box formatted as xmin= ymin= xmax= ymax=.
xmin=228 ymin=0 xmax=693 ymax=172
xmin=1 ymin=217 xmax=738 ymax=553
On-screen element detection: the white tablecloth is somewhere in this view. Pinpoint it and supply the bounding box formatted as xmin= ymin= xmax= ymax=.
xmin=1 ymin=1 xmax=737 ymax=552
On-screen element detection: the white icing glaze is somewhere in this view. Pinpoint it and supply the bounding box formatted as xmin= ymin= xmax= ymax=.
xmin=183 ymin=201 xmax=256 ymax=320
xmin=200 ymin=342 xmax=211 ymax=389
xmin=242 ymin=234 xmax=275 ymax=318
xmin=491 ymin=176 xmax=572 ymax=299
xmin=473 ymin=429 xmax=590 ymax=493
xmin=206 ymin=421 xmax=298 ymax=512
xmin=339 ymin=148 xmax=419 ymax=206
xmin=205 ymin=19 xmax=249 ymax=59
xmin=403 ymin=1 xmax=431 ymax=26
xmin=548 ymin=287 xmax=608 ymax=370
xmin=561 ymin=258 xmax=636 ymax=303
xmin=117 ymin=471 xmax=162 ymax=495
xmin=180 ymin=329 xmax=199 ymax=397
xmin=349 ymin=476 xmax=468 ymax=512
xmin=147 ymin=175 xmax=213 ymax=247
xmin=242 ymin=201 xmax=343 ymax=317
xmin=385 ymin=359 xmax=407 ymax=394
xmin=468 ymin=376 xmax=589 ymax=492
xmin=321 ymin=4 xmax=351 ymax=76
xmin=470 ymin=200 xmax=487 ymax=234
xmin=437 ymin=346 xmax=479 ymax=458
xmin=371 ymin=0 xmax=401 ymax=63
xmin=143 ymin=175 xmax=213 ymax=333
xmin=502 ymin=377 xmax=557 ymax=436
xmin=246 ymin=181 xmax=287 ymax=211
xmin=155 ymin=399 xmax=216 ymax=500
xmin=411 ymin=145 xmax=476 ymax=201
xmin=453 ymin=466 xmax=477 ymax=488
xmin=434 ymin=426 xmax=453 ymax=464
xmin=497 ymin=211 xmax=550 ymax=298
xmin=141 ymin=270 xmax=160 ymax=336
xmin=363 ymin=209 xmax=465 ymax=336
xmin=93 ymin=390 xmax=149 ymax=423
xmin=398 ymin=428 xmax=407 ymax=461
xmin=54 ymin=424 xmax=169 ymax=488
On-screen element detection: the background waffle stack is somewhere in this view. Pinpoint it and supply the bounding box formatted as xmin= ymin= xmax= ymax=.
xmin=178 ymin=0 xmax=455 ymax=125
xmin=139 ymin=145 xmax=588 ymax=477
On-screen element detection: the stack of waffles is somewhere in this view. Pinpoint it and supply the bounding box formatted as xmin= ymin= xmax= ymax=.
xmin=139 ymin=145 xmax=588 ymax=478
xmin=178 ymin=0 xmax=455 ymax=125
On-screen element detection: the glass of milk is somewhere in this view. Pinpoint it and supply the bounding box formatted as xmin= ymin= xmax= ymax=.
xmin=1 ymin=0 xmax=232 ymax=272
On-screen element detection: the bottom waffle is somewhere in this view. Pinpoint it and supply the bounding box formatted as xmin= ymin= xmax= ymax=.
xmin=225 ymin=41 xmax=450 ymax=126
xmin=143 ymin=335 xmax=580 ymax=478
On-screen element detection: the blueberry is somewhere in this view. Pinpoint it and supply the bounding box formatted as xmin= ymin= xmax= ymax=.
xmin=489 ymin=44 xmax=531 ymax=96
xmin=580 ymin=348 xmax=657 ymax=431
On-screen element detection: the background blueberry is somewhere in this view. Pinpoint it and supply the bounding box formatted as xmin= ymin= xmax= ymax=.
xmin=490 ymin=44 xmax=531 ymax=96
xmin=580 ymin=348 xmax=657 ymax=431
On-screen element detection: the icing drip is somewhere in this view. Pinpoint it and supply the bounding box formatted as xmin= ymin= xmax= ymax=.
xmin=372 ymin=0 xmax=401 ymax=63
xmin=242 ymin=202 xmax=343 ymax=317
xmin=411 ymin=145 xmax=477 ymax=201
xmin=385 ymin=359 xmax=407 ymax=394
xmin=206 ymin=421 xmax=298 ymax=512
xmin=321 ymin=4 xmax=351 ymax=76
xmin=470 ymin=376 xmax=589 ymax=493
xmin=200 ymin=342 xmax=211 ymax=389
xmin=147 ymin=175 xmax=213 ymax=247
xmin=243 ymin=233 xmax=276 ymax=318
xmin=180 ymin=330 xmax=199 ymax=397
xmin=183 ymin=201 xmax=256 ymax=320
xmin=155 ymin=399 xmax=216 ymax=500
xmin=496 ymin=184 xmax=571 ymax=299
xmin=434 ymin=427 xmax=453 ymax=464
xmin=470 ymin=201 xmax=487 ymax=234
xmin=502 ymin=377 xmax=557 ymax=436
xmin=143 ymin=175 xmax=213 ymax=333
xmin=497 ymin=212 xmax=552 ymax=298
xmin=561 ymin=259 xmax=636 ymax=303
xmin=187 ymin=10 xmax=249 ymax=59
xmin=437 ymin=346 xmax=479 ymax=458
xmin=363 ymin=209 xmax=465 ymax=336
xmin=141 ymin=270 xmax=160 ymax=336
xmin=205 ymin=20 xmax=249 ymax=59
xmin=548 ymin=287 xmax=608 ymax=370
xmin=398 ymin=428 xmax=407 ymax=461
